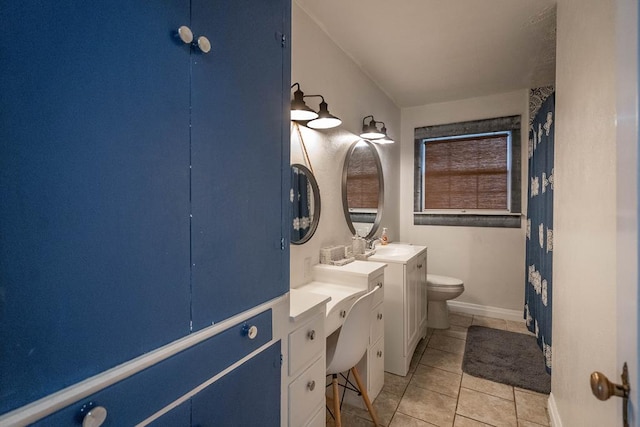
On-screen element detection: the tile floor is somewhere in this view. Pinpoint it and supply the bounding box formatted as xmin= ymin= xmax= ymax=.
xmin=327 ymin=312 xmax=550 ymax=427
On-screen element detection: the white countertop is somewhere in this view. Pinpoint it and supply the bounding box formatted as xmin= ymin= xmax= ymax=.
xmin=368 ymin=243 xmax=427 ymax=263
xmin=297 ymin=281 xmax=368 ymax=315
xmin=289 ymin=288 xmax=331 ymax=322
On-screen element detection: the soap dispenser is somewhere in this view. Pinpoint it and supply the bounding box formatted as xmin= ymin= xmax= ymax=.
xmin=381 ymin=227 xmax=389 ymax=245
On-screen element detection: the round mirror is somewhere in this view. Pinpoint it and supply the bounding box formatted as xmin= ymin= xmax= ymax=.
xmin=291 ymin=164 xmax=321 ymax=245
xmin=341 ymin=140 xmax=384 ymax=239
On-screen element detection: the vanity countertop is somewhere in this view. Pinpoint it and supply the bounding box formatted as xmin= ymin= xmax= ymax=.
xmin=368 ymin=243 xmax=427 ymax=264
xmin=289 ymin=288 xmax=331 ymax=322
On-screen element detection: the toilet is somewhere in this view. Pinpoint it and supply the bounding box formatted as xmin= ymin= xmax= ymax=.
xmin=426 ymin=274 xmax=465 ymax=329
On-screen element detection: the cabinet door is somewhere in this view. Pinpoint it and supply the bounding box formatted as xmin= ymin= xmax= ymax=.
xmin=405 ymin=259 xmax=420 ymax=351
xmin=190 ymin=0 xmax=290 ymax=330
xmin=191 ymin=341 xmax=281 ymax=426
xmin=0 ymin=1 xmax=191 ymax=414
xmin=418 ymin=253 xmax=428 ymax=334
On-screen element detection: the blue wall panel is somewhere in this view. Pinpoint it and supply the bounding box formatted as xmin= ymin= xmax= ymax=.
xmin=190 ymin=0 xmax=290 ymax=329
xmin=0 ymin=1 xmax=191 ymax=413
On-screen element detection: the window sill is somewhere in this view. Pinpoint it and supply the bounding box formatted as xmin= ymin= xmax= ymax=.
xmin=413 ymin=212 xmax=522 ymax=228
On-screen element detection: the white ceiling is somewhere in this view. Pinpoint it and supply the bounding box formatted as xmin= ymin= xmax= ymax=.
xmin=294 ymin=0 xmax=557 ymax=108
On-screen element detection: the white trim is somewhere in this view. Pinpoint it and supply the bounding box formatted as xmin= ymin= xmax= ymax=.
xmin=448 ymin=300 xmax=523 ymax=322
xmin=0 ymin=295 xmax=288 ymax=426
xmin=547 ymin=392 xmax=563 ymax=427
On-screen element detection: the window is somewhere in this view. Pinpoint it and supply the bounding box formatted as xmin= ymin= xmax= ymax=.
xmin=414 ymin=116 xmax=521 ymax=228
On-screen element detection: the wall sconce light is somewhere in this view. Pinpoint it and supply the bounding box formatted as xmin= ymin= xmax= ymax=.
xmin=291 ymin=83 xmax=318 ymax=121
xmin=360 ymin=115 xmax=394 ymax=143
xmin=290 ymin=83 xmax=342 ymax=129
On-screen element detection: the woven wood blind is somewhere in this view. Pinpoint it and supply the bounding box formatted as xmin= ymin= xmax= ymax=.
xmin=424 ymin=134 xmax=508 ymax=210
xmin=346 ymin=145 xmax=379 ymax=209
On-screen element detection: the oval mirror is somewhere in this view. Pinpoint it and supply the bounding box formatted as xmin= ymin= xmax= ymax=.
xmin=342 ymin=140 xmax=384 ymax=239
xmin=291 ymin=164 xmax=321 ymax=245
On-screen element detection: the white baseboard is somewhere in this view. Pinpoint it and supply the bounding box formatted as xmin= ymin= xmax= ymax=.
xmin=548 ymin=392 xmax=562 ymax=427
xmin=448 ymin=300 xmax=524 ymax=322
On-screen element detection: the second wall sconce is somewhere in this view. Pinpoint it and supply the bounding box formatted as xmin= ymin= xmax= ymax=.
xmin=290 ymin=83 xmax=342 ymax=130
xmin=360 ymin=115 xmax=395 ymax=144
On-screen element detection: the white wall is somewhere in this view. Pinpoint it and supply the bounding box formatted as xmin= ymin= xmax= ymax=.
xmin=290 ymin=3 xmax=401 ymax=288
xmin=400 ymin=90 xmax=529 ymax=312
xmin=551 ymin=0 xmax=618 ymax=424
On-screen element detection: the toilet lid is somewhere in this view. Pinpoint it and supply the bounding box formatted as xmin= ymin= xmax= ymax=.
xmin=427 ymin=274 xmax=464 ymax=287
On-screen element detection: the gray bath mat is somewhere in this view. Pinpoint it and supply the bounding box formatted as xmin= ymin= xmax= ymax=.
xmin=462 ymin=326 xmax=551 ymax=394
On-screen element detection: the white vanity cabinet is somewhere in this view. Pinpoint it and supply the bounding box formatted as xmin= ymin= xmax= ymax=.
xmin=287 ymin=289 xmax=331 ymax=427
xmin=312 ymin=261 xmax=386 ymax=406
xmin=369 ymin=245 xmax=428 ymax=376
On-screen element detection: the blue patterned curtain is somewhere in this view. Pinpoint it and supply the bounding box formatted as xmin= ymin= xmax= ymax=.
xmin=291 ymin=167 xmax=310 ymax=242
xmin=525 ymin=91 xmax=554 ymax=374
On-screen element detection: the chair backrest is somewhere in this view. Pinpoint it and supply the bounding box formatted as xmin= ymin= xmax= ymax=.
xmin=326 ymin=286 xmax=380 ymax=375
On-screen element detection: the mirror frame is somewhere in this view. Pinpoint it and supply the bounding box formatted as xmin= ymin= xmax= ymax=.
xmin=341 ymin=140 xmax=384 ymax=239
xmin=291 ymin=163 xmax=321 ymax=245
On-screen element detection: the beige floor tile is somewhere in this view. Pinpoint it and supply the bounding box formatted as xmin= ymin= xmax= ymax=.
xmin=514 ymin=389 xmax=550 ymax=426
xmin=326 ymin=408 xmax=374 ymax=426
xmin=461 ymin=373 xmax=514 ymax=401
xmin=506 ymin=320 xmax=534 ymax=335
xmin=433 ymin=325 xmax=469 ymax=341
xmin=384 ymin=372 xmax=412 ymax=397
xmin=411 ymin=364 xmax=462 ymax=398
xmin=428 ymin=334 xmax=467 ymax=355
xmin=390 ymin=412 xmax=438 ymax=427
xmin=420 ymin=347 xmax=464 ymax=374
xmin=344 ymin=389 xmax=401 ymax=427
xmin=518 ymin=420 xmax=548 ymax=427
xmin=449 ymin=313 xmax=473 ymax=328
xmin=514 ymin=387 xmax=549 ymax=398
xmin=472 ymin=316 xmax=508 ymax=330
xmin=397 ymin=385 xmax=457 ymax=427
xmin=454 ymin=415 xmax=493 ymax=426
xmin=456 ymin=388 xmax=517 ymax=427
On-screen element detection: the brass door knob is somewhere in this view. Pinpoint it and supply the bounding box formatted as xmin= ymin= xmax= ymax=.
xmin=590 ymin=371 xmax=629 ymax=401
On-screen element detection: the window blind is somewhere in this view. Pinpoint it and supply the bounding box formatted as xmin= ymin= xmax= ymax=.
xmin=424 ymin=134 xmax=508 ymax=210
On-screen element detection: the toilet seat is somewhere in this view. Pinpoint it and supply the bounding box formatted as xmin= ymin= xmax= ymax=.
xmin=427 ymin=274 xmax=464 ymax=288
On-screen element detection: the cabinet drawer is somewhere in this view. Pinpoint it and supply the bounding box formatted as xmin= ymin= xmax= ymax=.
xmin=289 ymin=312 xmax=325 ymax=376
xmin=326 ymin=294 xmax=359 ymax=337
xmin=34 ymin=310 xmax=273 ymax=426
xmin=370 ymin=301 xmax=384 ymax=344
xmin=289 ymin=356 xmax=325 ymax=427
xmin=370 ymin=274 xmax=384 ymax=306
xmin=305 ymin=405 xmax=326 ymax=427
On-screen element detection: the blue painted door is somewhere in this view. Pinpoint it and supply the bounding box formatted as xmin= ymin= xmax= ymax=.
xmin=190 ymin=0 xmax=290 ymax=330
xmin=0 ymin=1 xmax=192 ymax=414
xmin=191 ymin=342 xmax=282 ymax=426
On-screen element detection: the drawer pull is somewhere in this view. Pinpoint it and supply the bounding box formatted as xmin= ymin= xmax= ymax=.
xmin=80 ymin=403 xmax=107 ymax=427
xmin=196 ymin=35 xmax=211 ymax=53
xmin=177 ymin=26 xmax=194 ymax=44
xmin=417 ymin=264 xmax=423 ymax=269
xmin=377 ymin=350 xmax=383 ymax=358
xmin=307 ymin=380 xmax=316 ymax=391
xmin=242 ymin=324 xmax=258 ymax=340
xmin=307 ymin=330 xmax=316 ymax=341
xmin=377 ymin=313 xmax=383 ymax=320
xmin=340 ymin=310 xmax=347 ymax=318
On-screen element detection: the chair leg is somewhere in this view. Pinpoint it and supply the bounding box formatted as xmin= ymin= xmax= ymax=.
xmin=332 ymin=374 xmax=341 ymax=427
xmin=351 ymin=367 xmax=380 ymax=427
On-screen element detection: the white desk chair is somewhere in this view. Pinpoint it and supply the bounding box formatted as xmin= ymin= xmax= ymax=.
xmin=326 ymin=286 xmax=381 ymax=427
